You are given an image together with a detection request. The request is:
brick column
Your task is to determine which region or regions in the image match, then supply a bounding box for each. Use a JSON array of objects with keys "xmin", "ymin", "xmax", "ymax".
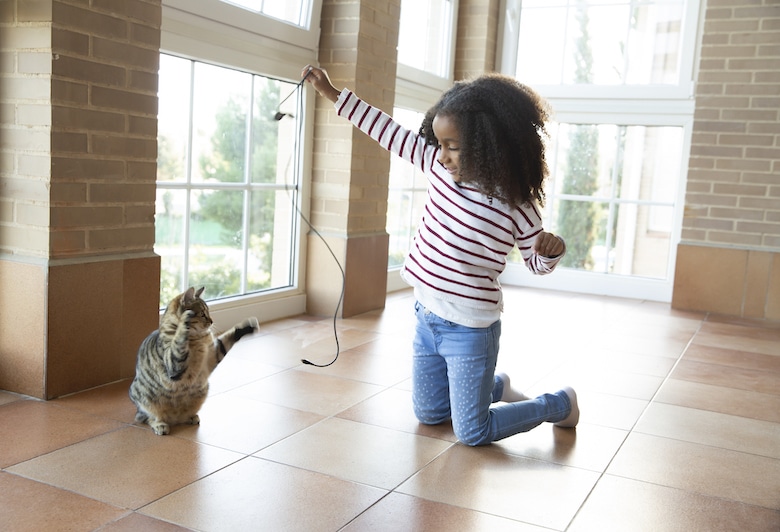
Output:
[
  {"xmin": 307, "ymin": 0, "xmax": 400, "ymax": 317},
  {"xmin": 672, "ymin": 0, "xmax": 780, "ymax": 321},
  {"xmin": 0, "ymin": 0, "xmax": 161, "ymax": 398},
  {"xmin": 454, "ymin": 0, "xmax": 500, "ymax": 79}
]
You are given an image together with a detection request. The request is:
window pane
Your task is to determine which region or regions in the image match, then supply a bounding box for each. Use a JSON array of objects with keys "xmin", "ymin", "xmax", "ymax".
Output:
[
  {"xmin": 398, "ymin": 0, "xmax": 453, "ymax": 77},
  {"xmin": 189, "ymin": 189, "xmax": 244, "ymax": 299},
  {"xmin": 246, "ymin": 189, "xmax": 296, "ymax": 291},
  {"xmin": 157, "ymin": 55, "xmax": 191, "ymax": 182},
  {"xmin": 156, "ymin": 188, "xmax": 187, "ymax": 306},
  {"xmin": 613, "ymin": 204, "xmax": 672, "ymax": 278},
  {"xmin": 253, "ymin": 78, "xmax": 298, "ymax": 184},
  {"xmin": 511, "ymin": 122, "xmax": 682, "ymax": 281},
  {"xmin": 517, "ymin": 0, "xmax": 685, "ymax": 86},
  {"xmin": 191, "ymin": 64, "xmax": 252, "ymax": 184},
  {"xmin": 221, "ymin": 0, "xmax": 309, "ymax": 27}
]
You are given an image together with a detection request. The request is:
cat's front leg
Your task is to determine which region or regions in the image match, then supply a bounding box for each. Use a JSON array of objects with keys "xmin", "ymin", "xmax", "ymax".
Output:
[
  {"xmin": 149, "ymin": 419, "xmax": 170, "ymax": 436},
  {"xmin": 166, "ymin": 310, "xmax": 194, "ymax": 380},
  {"xmin": 234, "ymin": 317, "xmax": 260, "ymax": 342}
]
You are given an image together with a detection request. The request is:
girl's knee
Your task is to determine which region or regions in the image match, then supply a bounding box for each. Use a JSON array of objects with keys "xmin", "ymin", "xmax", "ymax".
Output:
[
  {"xmin": 414, "ymin": 410, "xmax": 450, "ymax": 426},
  {"xmin": 453, "ymin": 425, "xmax": 491, "ymax": 446}
]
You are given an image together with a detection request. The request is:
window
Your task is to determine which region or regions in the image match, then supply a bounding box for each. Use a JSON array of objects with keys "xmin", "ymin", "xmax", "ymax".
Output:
[
  {"xmin": 220, "ymin": 0, "xmax": 313, "ymax": 28},
  {"xmin": 386, "ymin": 109, "xmax": 428, "ymax": 270},
  {"xmin": 156, "ymin": 55, "xmax": 303, "ymax": 307},
  {"xmin": 499, "ymin": 0, "xmax": 701, "ymax": 301},
  {"xmin": 160, "ymin": 1, "xmax": 320, "ymax": 319},
  {"xmin": 388, "ymin": 0, "xmax": 458, "ymax": 289},
  {"xmin": 397, "ymin": 0, "xmax": 455, "ymax": 78}
]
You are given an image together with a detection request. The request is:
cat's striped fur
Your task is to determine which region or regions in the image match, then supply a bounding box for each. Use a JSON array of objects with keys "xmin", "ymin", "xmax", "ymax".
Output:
[{"xmin": 129, "ymin": 286, "xmax": 259, "ymax": 435}]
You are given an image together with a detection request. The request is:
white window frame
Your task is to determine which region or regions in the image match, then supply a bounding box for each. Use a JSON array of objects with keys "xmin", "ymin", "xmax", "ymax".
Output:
[
  {"xmin": 160, "ymin": 0, "xmax": 321, "ymax": 326},
  {"xmin": 496, "ymin": 0, "xmax": 704, "ymax": 302}
]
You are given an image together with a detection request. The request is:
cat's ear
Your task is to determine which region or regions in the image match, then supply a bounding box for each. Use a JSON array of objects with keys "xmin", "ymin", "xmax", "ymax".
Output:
[
  {"xmin": 195, "ymin": 287, "xmax": 205, "ymax": 299},
  {"xmin": 183, "ymin": 286, "xmax": 195, "ymax": 304}
]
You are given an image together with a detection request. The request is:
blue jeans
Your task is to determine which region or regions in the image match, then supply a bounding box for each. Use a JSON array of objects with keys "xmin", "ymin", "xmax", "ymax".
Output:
[{"xmin": 412, "ymin": 302, "xmax": 572, "ymax": 446}]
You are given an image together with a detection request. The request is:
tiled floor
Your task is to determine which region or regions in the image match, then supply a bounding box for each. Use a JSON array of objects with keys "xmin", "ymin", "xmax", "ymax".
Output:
[{"xmin": 1, "ymin": 287, "xmax": 779, "ymax": 531}]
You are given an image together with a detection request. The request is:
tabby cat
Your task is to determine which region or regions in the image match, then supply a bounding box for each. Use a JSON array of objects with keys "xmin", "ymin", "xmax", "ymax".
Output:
[{"xmin": 129, "ymin": 286, "xmax": 259, "ymax": 435}]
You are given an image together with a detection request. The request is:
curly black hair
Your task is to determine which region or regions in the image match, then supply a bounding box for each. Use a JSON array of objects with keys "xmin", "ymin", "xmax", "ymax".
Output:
[{"xmin": 419, "ymin": 73, "xmax": 551, "ymax": 207}]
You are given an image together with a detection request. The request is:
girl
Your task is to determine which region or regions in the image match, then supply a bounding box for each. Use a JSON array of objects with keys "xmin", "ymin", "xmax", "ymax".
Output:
[{"xmin": 303, "ymin": 66, "xmax": 578, "ymax": 446}]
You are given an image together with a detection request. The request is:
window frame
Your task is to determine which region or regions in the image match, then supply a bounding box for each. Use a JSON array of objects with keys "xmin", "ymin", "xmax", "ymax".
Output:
[{"xmin": 159, "ymin": 0, "xmax": 320, "ymax": 325}]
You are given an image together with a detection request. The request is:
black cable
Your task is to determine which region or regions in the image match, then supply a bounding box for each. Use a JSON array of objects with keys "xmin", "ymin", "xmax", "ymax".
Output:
[{"xmin": 276, "ymin": 73, "xmax": 345, "ymax": 367}]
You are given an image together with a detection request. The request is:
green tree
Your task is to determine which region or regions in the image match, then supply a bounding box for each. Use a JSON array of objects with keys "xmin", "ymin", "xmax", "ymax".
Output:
[{"xmin": 196, "ymin": 80, "xmax": 283, "ymax": 283}]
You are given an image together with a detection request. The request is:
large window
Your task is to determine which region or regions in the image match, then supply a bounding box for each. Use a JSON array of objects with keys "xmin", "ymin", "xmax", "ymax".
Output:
[
  {"xmin": 159, "ymin": 0, "xmax": 320, "ymax": 320},
  {"xmin": 499, "ymin": 0, "xmax": 701, "ymax": 301},
  {"xmin": 156, "ymin": 55, "xmax": 303, "ymax": 307}
]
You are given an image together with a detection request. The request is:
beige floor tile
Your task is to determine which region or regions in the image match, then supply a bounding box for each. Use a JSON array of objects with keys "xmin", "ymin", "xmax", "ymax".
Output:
[
  {"xmin": 233, "ymin": 321, "xmax": 381, "ymax": 368},
  {"xmin": 232, "ymin": 368, "xmax": 383, "ymax": 416},
  {"xmin": 493, "ymin": 422, "xmax": 628, "ymax": 472},
  {"xmin": 672, "ymin": 359, "xmax": 779, "ymax": 396},
  {"xmin": 53, "ymin": 379, "xmax": 137, "ymax": 423},
  {"xmin": 397, "ymin": 444, "xmax": 600, "ymax": 530},
  {"xmin": 0, "ymin": 400, "xmax": 124, "ymax": 468},
  {"xmin": 140, "ymin": 456, "xmax": 386, "ymax": 531},
  {"xmin": 699, "ymin": 319, "xmax": 780, "ymax": 341},
  {"xmin": 7, "ymin": 426, "xmax": 243, "ymax": 509},
  {"xmin": 563, "ymin": 390, "xmax": 649, "ymax": 431},
  {"xmin": 570, "ymin": 474, "xmax": 780, "ymax": 532},
  {"xmin": 343, "ymin": 492, "xmax": 550, "ymax": 532},
  {"xmin": 255, "ymin": 417, "xmax": 452, "ymax": 489},
  {"xmin": 0, "ymin": 390, "xmax": 23, "ymax": 406},
  {"xmin": 655, "ymin": 378, "xmax": 780, "ymax": 423},
  {"xmin": 337, "ymin": 386, "xmax": 458, "ymax": 442},
  {"xmin": 602, "ymin": 331, "xmax": 691, "ymax": 359},
  {"xmin": 635, "ymin": 402, "xmax": 780, "ymax": 458},
  {"xmin": 205, "ymin": 354, "xmax": 288, "ymax": 395},
  {"xmin": 691, "ymin": 330, "xmax": 780, "ymax": 357},
  {"xmin": 172, "ymin": 392, "xmax": 323, "ymax": 454},
  {"xmin": 98, "ymin": 512, "xmax": 194, "ymax": 531},
  {"xmin": 296, "ymin": 337, "xmax": 412, "ymax": 387},
  {"xmin": 533, "ymin": 367, "xmax": 664, "ymax": 401},
  {"xmin": 607, "ymin": 432, "xmax": 780, "ymax": 509},
  {"xmin": 569, "ymin": 349, "xmax": 678, "ymax": 378},
  {"xmin": 683, "ymin": 343, "xmax": 780, "ymax": 373},
  {"xmin": 0, "ymin": 472, "xmax": 127, "ymax": 532}
]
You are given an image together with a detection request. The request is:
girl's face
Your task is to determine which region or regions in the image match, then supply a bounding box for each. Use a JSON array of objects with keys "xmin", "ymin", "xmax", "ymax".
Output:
[{"xmin": 432, "ymin": 114, "xmax": 461, "ymax": 182}]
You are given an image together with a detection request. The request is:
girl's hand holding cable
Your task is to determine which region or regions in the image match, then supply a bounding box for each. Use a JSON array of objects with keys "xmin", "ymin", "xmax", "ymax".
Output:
[{"xmin": 301, "ymin": 65, "xmax": 341, "ymax": 103}]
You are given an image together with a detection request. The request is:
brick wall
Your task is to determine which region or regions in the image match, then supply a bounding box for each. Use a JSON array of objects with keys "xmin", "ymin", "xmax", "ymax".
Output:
[
  {"xmin": 0, "ymin": 0, "xmax": 52, "ymax": 257},
  {"xmin": 314, "ymin": 0, "xmax": 399, "ymax": 235},
  {"xmin": 0, "ymin": 0, "xmax": 162, "ymax": 398},
  {"xmin": 684, "ymin": 0, "xmax": 780, "ymax": 249},
  {"xmin": 50, "ymin": 0, "xmax": 160, "ymax": 257},
  {"xmin": 306, "ymin": 0, "xmax": 399, "ymax": 316},
  {"xmin": 454, "ymin": 0, "xmax": 499, "ymax": 79},
  {"xmin": 673, "ymin": 0, "xmax": 780, "ymax": 321}
]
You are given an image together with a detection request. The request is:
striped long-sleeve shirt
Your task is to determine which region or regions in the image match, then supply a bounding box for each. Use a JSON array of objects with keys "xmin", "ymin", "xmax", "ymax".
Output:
[{"xmin": 335, "ymin": 89, "xmax": 563, "ymax": 327}]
